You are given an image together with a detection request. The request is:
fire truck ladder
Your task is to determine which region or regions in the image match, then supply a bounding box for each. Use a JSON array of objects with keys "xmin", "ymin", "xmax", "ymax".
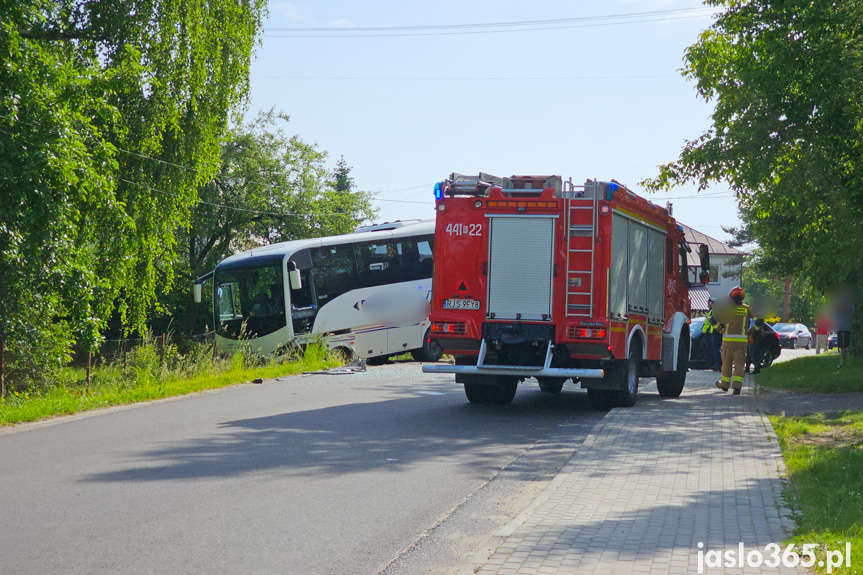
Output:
[{"xmin": 563, "ymin": 178, "xmax": 598, "ymax": 318}]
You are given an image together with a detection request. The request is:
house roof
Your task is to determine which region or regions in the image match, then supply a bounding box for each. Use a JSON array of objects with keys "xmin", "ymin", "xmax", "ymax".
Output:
[
  {"xmin": 679, "ymin": 223, "xmax": 743, "ymax": 267},
  {"xmin": 689, "ymin": 284, "xmax": 712, "ymax": 312}
]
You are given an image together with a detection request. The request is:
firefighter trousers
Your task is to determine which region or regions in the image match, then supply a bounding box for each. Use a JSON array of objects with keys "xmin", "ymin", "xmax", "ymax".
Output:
[{"xmin": 719, "ymin": 342, "xmax": 747, "ymax": 391}]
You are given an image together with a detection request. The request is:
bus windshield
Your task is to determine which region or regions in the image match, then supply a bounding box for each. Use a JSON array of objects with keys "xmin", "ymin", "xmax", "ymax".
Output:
[{"xmin": 214, "ymin": 255, "xmax": 286, "ymax": 340}]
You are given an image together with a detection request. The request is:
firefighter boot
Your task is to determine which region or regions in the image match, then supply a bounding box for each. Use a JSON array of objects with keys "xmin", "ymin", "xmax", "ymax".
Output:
[
  {"xmin": 731, "ymin": 347, "xmax": 746, "ymax": 395},
  {"xmin": 716, "ymin": 347, "xmax": 731, "ymax": 392}
]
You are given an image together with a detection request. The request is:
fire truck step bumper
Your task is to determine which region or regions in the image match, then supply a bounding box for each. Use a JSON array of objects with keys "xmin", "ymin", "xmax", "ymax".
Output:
[{"xmin": 421, "ymin": 364, "xmax": 604, "ymax": 379}]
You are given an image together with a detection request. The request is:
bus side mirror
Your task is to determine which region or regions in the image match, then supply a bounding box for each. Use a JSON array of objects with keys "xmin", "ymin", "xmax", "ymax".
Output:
[
  {"xmin": 698, "ymin": 244, "xmax": 710, "ymax": 274},
  {"xmin": 288, "ymin": 261, "xmax": 302, "ymax": 290},
  {"xmin": 194, "ymin": 284, "xmax": 202, "ymax": 303}
]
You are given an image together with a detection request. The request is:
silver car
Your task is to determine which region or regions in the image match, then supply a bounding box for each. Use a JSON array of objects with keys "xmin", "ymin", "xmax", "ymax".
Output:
[{"xmin": 771, "ymin": 323, "xmax": 812, "ymax": 349}]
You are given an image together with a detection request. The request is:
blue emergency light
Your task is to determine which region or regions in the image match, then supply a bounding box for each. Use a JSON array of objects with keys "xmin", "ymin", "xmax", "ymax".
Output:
[
  {"xmin": 604, "ymin": 182, "xmax": 619, "ymax": 201},
  {"xmin": 434, "ymin": 182, "xmax": 443, "ymax": 200}
]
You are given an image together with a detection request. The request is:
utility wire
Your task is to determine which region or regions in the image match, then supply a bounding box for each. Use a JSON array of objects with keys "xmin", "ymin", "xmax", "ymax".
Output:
[
  {"xmin": 117, "ymin": 178, "xmax": 356, "ymax": 218},
  {"xmin": 254, "ymin": 74, "xmax": 677, "ymax": 81},
  {"xmin": 116, "ymin": 146, "xmax": 420, "ymax": 201},
  {"xmin": 265, "ymin": 14, "xmax": 714, "ymax": 39},
  {"xmin": 264, "ymin": 7, "xmax": 714, "ymax": 37}
]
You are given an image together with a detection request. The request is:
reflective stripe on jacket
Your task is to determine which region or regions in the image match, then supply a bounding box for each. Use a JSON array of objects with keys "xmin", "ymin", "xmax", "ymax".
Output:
[{"xmin": 722, "ymin": 304, "xmax": 752, "ymax": 344}]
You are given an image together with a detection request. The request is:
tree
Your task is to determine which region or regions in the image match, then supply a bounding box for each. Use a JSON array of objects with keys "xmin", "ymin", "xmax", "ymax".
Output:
[
  {"xmin": 0, "ymin": 0, "xmax": 266, "ymax": 386},
  {"xmin": 164, "ymin": 110, "xmax": 377, "ymax": 337},
  {"xmin": 643, "ymin": 0, "xmax": 863, "ymax": 352}
]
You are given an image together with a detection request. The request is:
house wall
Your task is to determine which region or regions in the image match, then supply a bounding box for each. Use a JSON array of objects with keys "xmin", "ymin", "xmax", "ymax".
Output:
[{"xmin": 689, "ymin": 253, "xmax": 743, "ymax": 300}]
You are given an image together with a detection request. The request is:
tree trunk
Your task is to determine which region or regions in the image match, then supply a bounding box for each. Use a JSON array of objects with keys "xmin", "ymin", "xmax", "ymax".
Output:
[
  {"xmin": 0, "ymin": 332, "xmax": 5, "ymax": 399},
  {"xmin": 781, "ymin": 274, "xmax": 792, "ymax": 322},
  {"xmin": 184, "ymin": 233, "xmax": 198, "ymax": 336}
]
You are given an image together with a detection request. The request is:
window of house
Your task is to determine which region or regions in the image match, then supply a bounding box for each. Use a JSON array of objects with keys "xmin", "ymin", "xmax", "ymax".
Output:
[{"xmin": 708, "ymin": 265, "xmax": 720, "ymax": 284}]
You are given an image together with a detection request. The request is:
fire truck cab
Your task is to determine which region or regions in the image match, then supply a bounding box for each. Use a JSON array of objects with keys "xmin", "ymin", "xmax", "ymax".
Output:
[{"xmin": 421, "ymin": 173, "xmax": 692, "ymax": 409}]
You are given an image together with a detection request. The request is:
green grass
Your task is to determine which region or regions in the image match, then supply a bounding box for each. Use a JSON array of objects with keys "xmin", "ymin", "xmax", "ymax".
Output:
[
  {"xmin": 771, "ymin": 412, "xmax": 863, "ymax": 574},
  {"xmin": 0, "ymin": 343, "xmax": 339, "ymax": 426},
  {"xmin": 757, "ymin": 354, "xmax": 863, "ymax": 393}
]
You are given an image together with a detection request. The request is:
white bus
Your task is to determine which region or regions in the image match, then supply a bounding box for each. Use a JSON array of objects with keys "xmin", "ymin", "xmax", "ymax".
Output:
[{"xmin": 198, "ymin": 219, "xmax": 442, "ymax": 362}]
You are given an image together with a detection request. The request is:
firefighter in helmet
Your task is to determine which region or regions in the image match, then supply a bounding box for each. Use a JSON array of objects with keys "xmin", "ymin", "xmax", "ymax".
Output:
[{"xmin": 716, "ymin": 286, "xmax": 752, "ymax": 395}]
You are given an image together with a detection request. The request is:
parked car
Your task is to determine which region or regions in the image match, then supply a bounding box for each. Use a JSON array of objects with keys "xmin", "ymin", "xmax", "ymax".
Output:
[
  {"xmin": 828, "ymin": 332, "xmax": 838, "ymax": 349},
  {"xmin": 688, "ymin": 317, "xmax": 782, "ymax": 370},
  {"xmin": 689, "ymin": 317, "xmax": 713, "ymax": 369},
  {"xmin": 771, "ymin": 323, "xmax": 812, "ymax": 349}
]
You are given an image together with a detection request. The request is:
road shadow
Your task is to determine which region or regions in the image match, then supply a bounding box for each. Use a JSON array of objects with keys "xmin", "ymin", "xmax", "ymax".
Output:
[{"xmin": 82, "ymin": 385, "xmax": 603, "ymax": 484}]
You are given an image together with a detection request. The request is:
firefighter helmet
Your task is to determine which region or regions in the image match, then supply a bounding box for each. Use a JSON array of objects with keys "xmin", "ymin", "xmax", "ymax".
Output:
[{"xmin": 729, "ymin": 286, "xmax": 745, "ymax": 301}]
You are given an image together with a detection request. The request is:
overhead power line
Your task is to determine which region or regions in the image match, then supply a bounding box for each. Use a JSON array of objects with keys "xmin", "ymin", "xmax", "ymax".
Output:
[
  {"xmin": 254, "ymin": 74, "xmax": 677, "ymax": 81},
  {"xmin": 263, "ymin": 7, "xmax": 715, "ymax": 38},
  {"xmin": 117, "ymin": 178, "xmax": 360, "ymax": 218}
]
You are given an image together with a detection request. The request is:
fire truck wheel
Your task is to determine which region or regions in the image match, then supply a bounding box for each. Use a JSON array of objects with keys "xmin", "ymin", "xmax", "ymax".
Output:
[
  {"xmin": 537, "ymin": 377, "xmax": 565, "ymax": 394},
  {"xmin": 657, "ymin": 336, "xmax": 688, "ymax": 398},
  {"xmin": 587, "ymin": 389, "xmax": 613, "ymax": 410},
  {"xmin": 487, "ymin": 378, "xmax": 518, "ymax": 404},
  {"xmin": 410, "ymin": 329, "xmax": 444, "ymax": 362},
  {"xmin": 464, "ymin": 383, "xmax": 490, "ymax": 403},
  {"xmin": 612, "ymin": 344, "xmax": 641, "ymax": 408}
]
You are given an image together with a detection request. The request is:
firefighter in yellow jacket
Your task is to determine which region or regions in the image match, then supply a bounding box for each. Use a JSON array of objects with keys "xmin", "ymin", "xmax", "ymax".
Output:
[{"xmin": 716, "ymin": 286, "xmax": 752, "ymax": 395}]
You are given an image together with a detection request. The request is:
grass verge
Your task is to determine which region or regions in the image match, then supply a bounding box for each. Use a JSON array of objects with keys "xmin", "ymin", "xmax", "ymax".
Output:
[
  {"xmin": 757, "ymin": 353, "xmax": 863, "ymax": 393},
  {"xmin": 771, "ymin": 411, "xmax": 863, "ymax": 574},
  {"xmin": 0, "ymin": 343, "xmax": 339, "ymax": 426}
]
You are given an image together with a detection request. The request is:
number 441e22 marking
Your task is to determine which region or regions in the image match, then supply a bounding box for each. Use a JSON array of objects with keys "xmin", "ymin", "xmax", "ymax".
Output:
[{"xmin": 446, "ymin": 223, "xmax": 483, "ymax": 237}]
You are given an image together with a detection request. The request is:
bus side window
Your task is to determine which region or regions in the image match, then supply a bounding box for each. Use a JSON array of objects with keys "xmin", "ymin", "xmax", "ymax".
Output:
[
  {"xmin": 417, "ymin": 235, "xmax": 433, "ymax": 279},
  {"xmin": 311, "ymin": 244, "xmax": 357, "ymax": 304},
  {"xmin": 355, "ymin": 240, "xmax": 400, "ymax": 288},
  {"xmin": 398, "ymin": 235, "xmax": 434, "ymax": 282}
]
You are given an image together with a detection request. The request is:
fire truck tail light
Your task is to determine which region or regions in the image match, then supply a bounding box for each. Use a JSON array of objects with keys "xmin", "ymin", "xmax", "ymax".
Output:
[
  {"xmin": 567, "ymin": 327, "xmax": 607, "ymax": 339},
  {"xmin": 431, "ymin": 322, "xmax": 467, "ymax": 335},
  {"xmin": 486, "ymin": 200, "xmax": 558, "ymax": 209},
  {"xmin": 600, "ymin": 204, "xmax": 611, "ymax": 215}
]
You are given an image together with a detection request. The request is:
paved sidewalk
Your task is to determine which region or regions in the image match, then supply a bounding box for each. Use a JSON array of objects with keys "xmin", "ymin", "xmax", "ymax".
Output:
[{"xmin": 462, "ymin": 371, "xmax": 799, "ymax": 574}]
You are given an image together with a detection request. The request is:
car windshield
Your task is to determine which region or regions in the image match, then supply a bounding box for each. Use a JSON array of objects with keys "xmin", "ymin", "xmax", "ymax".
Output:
[
  {"xmin": 214, "ymin": 255, "xmax": 286, "ymax": 340},
  {"xmin": 690, "ymin": 317, "xmax": 705, "ymax": 336},
  {"xmin": 772, "ymin": 324, "xmax": 796, "ymax": 333}
]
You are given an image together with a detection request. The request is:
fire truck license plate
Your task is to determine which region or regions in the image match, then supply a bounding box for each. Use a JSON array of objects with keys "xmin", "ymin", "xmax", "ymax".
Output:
[{"xmin": 443, "ymin": 299, "xmax": 480, "ymax": 310}]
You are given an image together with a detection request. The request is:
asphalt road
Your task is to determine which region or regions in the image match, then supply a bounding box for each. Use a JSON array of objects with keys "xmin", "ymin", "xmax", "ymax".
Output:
[{"xmin": 0, "ymin": 362, "xmax": 605, "ymax": 575}]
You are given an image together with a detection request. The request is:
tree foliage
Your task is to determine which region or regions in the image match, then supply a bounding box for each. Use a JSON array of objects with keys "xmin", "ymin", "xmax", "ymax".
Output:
[
  {"xmin": 0, "ymin": 0, "xmax": 266, "ymax": 386},
  {"xmin": 643, "ymin": 0, "xmax": 863, "ymax": 350}
]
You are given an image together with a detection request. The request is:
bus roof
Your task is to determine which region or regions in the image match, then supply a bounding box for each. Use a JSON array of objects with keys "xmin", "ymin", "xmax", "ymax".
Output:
[{"xmin": 217, "ymin": 219, "xmax": 435, "ymax": 267}]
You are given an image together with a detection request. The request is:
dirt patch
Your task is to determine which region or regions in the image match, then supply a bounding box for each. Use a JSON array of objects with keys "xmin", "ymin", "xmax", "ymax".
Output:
[{"xmin": 791, "ymin": 425, "xmax": 863, "ymax": 449}]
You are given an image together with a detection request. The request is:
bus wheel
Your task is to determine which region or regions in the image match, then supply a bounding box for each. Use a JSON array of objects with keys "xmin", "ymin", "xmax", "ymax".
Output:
[
  {"xmin": 464, "ymin": 383, "xmax": 489, "ymax": 403},
  {"xmin": 587, "ymin": 389, "xmax": 613, "ymax": 410},
  {"xmin": 612, "ymin": 343, "xmax": 641, "ymax": 408},
  {"xmin": 366, "ymin": 355, "xmax": 390, "ymax": 366},
  {"xmin": 657, "ymin": 337, "xmax": 688, "ymax": 398},
  {"xmin": 537, "ymin": 377, "xmax": 565, "ymax": 394},
  {"xmin": 331, "ymin": 346, "xmax": 355, "ymax": 365},
  {"xmin": 411, "ymin": 328, "xmax": 444, "ymax": 362},
  {"xmin": 487, "ymin": 377, "xmax": 518, "ymax": 404}
]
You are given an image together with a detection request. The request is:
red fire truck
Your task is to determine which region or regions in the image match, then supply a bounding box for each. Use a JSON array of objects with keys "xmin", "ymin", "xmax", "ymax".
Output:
[{"xmin": 422, "ymin": 173, "xmax": 694, "ymax": 409}]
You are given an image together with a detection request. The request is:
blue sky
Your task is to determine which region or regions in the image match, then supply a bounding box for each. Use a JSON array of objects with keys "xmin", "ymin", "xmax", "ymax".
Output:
[{"xmin": 247, "ymin": 0, "xmax": 740, "ymax": 243}]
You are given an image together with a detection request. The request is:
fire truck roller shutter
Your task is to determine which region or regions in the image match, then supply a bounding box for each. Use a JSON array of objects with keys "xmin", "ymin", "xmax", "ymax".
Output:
[
  {"xmin": 627, "ymin": 221, "xmax": 649, "ymax": 314},
  {"xmin": 647, "ymin": 229, "xmax": 666, "ymax": 322},
  {"xmin": 609, "ymin": 214, "xmax": 628, "ymax": 319},
  {"xmin": 486, "ymin": 216, "xmax": 555, "ymax": 321}
]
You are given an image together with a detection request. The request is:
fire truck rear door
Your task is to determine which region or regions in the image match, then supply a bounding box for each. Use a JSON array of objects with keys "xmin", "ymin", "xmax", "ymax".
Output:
[{"xmin": 486, "ymin": 216, "xmax": 555, "ymax": 321}]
